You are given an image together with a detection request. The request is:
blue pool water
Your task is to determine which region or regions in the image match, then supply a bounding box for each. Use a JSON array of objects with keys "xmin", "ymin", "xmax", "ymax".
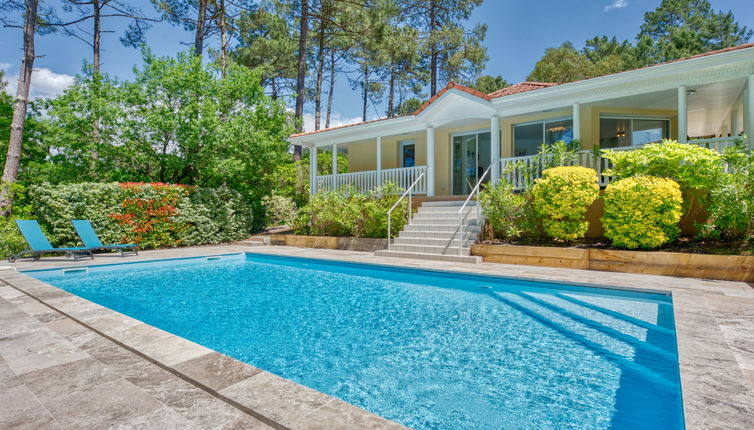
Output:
[{"xmin": 26, "ymin": 253, "xmax": 684, "ymax": 429}]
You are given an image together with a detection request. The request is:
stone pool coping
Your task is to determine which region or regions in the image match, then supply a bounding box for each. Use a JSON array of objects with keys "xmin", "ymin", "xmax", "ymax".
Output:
[{"xmin": 3, "ymin": 245, "xmax": 754, "ymax": 429}]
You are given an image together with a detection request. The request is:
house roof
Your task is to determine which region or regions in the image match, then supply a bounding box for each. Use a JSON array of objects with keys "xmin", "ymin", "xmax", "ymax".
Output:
[{"xmin": 290, "ymin": 43, "xmax": 754, "ymax": 140}]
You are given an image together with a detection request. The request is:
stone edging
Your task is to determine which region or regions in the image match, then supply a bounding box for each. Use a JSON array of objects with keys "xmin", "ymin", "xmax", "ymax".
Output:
[
  {"xmin": 0, "ymin": 269, "xmax": 405, "ymax": 430},
  {"xmin": 471, "ymin": 244, "xmax": 754, "ymax": 282},
  {"xmin": 270, "ymin": 234, "xmax": 388, "ymax": 252}
]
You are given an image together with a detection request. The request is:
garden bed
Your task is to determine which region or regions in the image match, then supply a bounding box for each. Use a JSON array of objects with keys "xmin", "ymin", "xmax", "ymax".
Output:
[
  {"xmin": 471, "ymin": 243, "xmax": 754, "ymax": 282},
  {"xmin": 270, "ymin": 234, "xmax": 388, "ymax": 252}
]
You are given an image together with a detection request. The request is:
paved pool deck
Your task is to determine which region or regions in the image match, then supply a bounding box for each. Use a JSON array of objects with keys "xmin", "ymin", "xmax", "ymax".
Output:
[{"xmin": 1, "ymin": 245, "xmax": 753, "ymax": 429}]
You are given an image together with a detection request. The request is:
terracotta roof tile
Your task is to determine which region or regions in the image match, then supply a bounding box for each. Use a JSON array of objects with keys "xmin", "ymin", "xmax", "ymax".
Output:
[{"xmin": 487, "ymin": 82, "xmax": 559, "ymax": 98}]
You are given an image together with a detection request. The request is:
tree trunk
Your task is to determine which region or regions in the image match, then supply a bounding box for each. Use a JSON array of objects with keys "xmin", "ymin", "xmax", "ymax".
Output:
[
  {"xmin": 1, "ymin": 0, "xmax": 39, "ymax": 216},
  {"xmin": 429, "ymin": 0, "xmax": 438, "ymax": 96},
  {"xmin": 293, "ymin": 0, "xmax": 309, "ymax": 160},
  {"xmin": 362, "ymin": 66, "xmax": 368, "ymax": 122},
  {"xmin": 93, "ymin": 0, "xmax": 101, "ymax": 74},
  {"xmin": 387, "ymin": 63, "xmax": 396, "ymax": 117},
  {"xmin": 219, "ymin": 0, "xmax": 227, "ymax": 76},
  {"xmin": 325, "ymin": 50, "xmax": 335, "ymax": 129},
  {"xmin": 313, "ymin": 30, "xmax": 326, "ymax": 131},
  {"xmin": 194, "ymin": 0, "xmax": 207, "ymax": 57}
]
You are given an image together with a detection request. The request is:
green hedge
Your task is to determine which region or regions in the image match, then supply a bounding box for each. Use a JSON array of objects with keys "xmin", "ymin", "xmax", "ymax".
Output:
[{"xmin": 1, "ymin": 182, "xmax": 253, "ymax": 257}]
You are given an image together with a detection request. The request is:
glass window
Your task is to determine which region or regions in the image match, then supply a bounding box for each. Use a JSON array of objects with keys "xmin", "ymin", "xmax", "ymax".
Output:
[
  {"xmin": 512, "ymin": 123, "xmax": 543, "ymax": 157},
  {"xmin": 544, "ymin": 119, "xmax": 574, "ymax": 145},
  {"xmin": 513, "ymin": 118, "xmax": 574, "ymax": 157},
  {"xmin": 600, "ymin": 118, "xmax": 631, "ymax": 148},
  {"xmin": 400, "ymin": 141, "xmax": 415, "ymax": 167},
  {"xmin": 599, "ymin": 117, "xmax": 669, "ymax": 148},
  {"xmin": 633, "ymin": 119, "xmax": 668, "ymax": 146}
]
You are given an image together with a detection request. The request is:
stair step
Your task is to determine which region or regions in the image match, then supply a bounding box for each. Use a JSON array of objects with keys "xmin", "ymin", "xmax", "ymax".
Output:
[
  {"xmin": 410, "ymin": 218, "xmax": 482, "ymax": 226},
  {"xmin": 393, "ymin": 237, "xmax": 475, "ymax": 247},
  {"xmin": 420, "ymin": 200, "xmax": 478, "ymax": 207},
  {"xmin": 399, "ymin": 230, "xmax": 478, "ymax": 240},
  {"xmin": 417, "ymin": 206, "xmax": 479, "ymax": 214},
  {"xmin": 388, "ymin": 244, "xmax": 472, "ymax": 255},
  {"xmin": 374, "ymin": 250, "xmax": 481, "ymax": 263},
  {"xmin": 403, "ymin": 224, "xmax": 482, "ymax": 233},
  {"xmin": 412, "ymin": 213, "xmax": 482, "ymax": 221}
]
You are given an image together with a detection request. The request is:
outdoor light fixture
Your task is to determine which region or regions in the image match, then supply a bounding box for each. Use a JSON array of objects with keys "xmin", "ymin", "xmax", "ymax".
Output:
[{"xmin": 686, "ymin": 89, "xmax": 697, "ymax": 96}]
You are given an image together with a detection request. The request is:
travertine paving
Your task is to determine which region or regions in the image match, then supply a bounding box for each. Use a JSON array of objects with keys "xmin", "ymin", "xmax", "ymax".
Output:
[{"xmin": 2, "ymin": 245, "xmax": 753, "ymax": 429}]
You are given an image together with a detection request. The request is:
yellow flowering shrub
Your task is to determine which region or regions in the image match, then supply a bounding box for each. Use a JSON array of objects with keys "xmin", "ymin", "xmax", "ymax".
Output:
[
  {"xmin": 602, "ymin": 176, "xmax": 683, "ymax": 249},
  {"xmin": 531, "ymin": 166, "xmax": 599, "ymax": 241}
]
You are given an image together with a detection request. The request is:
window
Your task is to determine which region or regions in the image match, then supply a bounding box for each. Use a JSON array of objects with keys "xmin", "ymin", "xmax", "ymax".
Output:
[
  {"xmin": 599, "ymin": 116, "xmax": 669, "ymax": 148},
  {"xmin": 513, "ymin": 118, "xmax": 574, "ymax": 157},
  {"xmin": 400, "ymin": 140, "xmax": 415, "ymax": 167}
]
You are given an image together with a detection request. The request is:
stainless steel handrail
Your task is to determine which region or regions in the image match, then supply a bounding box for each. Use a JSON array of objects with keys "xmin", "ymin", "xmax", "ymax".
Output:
[
  {"xmin": 387, "ymin": 172, "xmax": 425, "ymax": 251},
  {"xmin": 457, "ymin": 165, "xmax": 492, "ymax": 255}
]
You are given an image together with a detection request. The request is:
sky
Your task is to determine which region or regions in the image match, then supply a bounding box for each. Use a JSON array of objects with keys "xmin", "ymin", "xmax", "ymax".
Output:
[{"xmin": 1, "ymin": 0, "xmax": 753, "ymax": 131}]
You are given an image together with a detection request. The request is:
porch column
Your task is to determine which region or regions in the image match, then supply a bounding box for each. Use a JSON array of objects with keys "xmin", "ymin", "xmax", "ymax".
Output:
[
  {"xmin": 678, "ymin": 86, "xmax": 688, "ymax": 143},
  {"xmin": 331, "ymin": 143, "xmax": 337, "ymax": 190},
  {"xmin": 426, "ymin": 126, "xmax": 436, "ymax": 196},
  {"xmin": 376, "ymin": 136, "xmax": 382, "ymax": 185},
  {"xmin": 572, "ymin": 103, "xmax": 581, "ymax": 141},
  {"xmin": 730, "ymin": 109, "xmax": 740, "ymax": 136},
  {"xmin": 490, "ymin": 115, "xmax": 500, "ymax": 185},
  {"xmin": 746, "ymin": 75, "xmax": 754, "ymax": 148},
  {"xmin": 309, "ymin": 146, "xmax": 318, "ymax": 195}
]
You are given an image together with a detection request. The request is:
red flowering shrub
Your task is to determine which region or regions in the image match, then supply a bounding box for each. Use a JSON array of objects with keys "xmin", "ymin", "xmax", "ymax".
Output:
[{"xmin": 109, "ymin": 183, "xmax": 192, "ymax": 248}]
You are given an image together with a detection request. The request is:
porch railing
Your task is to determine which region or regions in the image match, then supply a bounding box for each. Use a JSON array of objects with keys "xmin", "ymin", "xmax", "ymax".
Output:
[
  {"xmin": 500, "ymin": 136, "xmax": 744, "ymax": 190},
  {"xmin": 317, "ymin": 165, "xmax": 427, "ymax": 194}
]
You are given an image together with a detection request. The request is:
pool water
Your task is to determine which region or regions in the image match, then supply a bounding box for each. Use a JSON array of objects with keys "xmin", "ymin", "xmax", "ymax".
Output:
[{"xmin": 27, "ymin": 253, "xmax": 684, "ymax": 430}]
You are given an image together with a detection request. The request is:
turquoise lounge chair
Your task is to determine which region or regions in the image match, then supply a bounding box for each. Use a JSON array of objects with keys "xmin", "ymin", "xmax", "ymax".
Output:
[
  {"xmin": 9, "ymin": 220, "xmax": 93, "ymax": 262},
  {"xmin": 72, "ymin": 220, "xmax": 139, "ymax": 256}
]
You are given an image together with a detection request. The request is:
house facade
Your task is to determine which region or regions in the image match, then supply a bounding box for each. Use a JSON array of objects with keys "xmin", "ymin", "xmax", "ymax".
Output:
[{"xmin": 290, "ymin": 44, "xmax": 754, "ymax": 197}]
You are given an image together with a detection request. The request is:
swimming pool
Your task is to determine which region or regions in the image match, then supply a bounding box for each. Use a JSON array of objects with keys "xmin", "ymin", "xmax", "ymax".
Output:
[{"xmin": 26, "ymin": 253, "xmax": 684, "ymax": 429}]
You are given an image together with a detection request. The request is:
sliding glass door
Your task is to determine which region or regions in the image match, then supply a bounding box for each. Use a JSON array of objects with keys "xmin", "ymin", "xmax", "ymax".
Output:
[{"xmin": 452, "ymin": 131, "xmax": 491, "ymax": 195}]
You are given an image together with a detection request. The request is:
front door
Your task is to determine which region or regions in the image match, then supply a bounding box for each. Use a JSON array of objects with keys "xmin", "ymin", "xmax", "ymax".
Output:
[{"xmin": 452, "ymin": 131, "xmax": 491, "ymax": 195}]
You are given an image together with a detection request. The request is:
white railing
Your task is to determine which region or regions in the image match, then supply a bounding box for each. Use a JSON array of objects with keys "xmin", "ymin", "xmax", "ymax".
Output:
[
  {"xmin": 317, "ymin": 165, "xmax": 427, "ymax": 194},
  {"xmin": 387, "ymin": 172, "xmax": 425, "ymax": 251},
  {"xmin": 457, "ymin": 165, "xmax": 491, "ymax": 255},
  {"xmin": 500, "ymin": 137, "xmax": 744, "ymax": 190}
]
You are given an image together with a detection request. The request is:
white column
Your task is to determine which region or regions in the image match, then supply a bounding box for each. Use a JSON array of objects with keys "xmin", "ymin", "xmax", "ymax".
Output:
[
  {"xmin": 572, "ymin": 103, "xmax": 581, "ymax": 141},
  {"xmin": 309, "ymin": 146, "xmax": 318, "ymax": 195},
  {"xmin": 678, "ymin": 86, "xmax": 688, "ymax": 143},
  {"xmin": 331, "ymin": 143, "xmax": 337, "ymax": 190},
  {"xmin": 490, "ymin": 115, "xmax": 501, "ymax": 185},
  {"xmin": 376, "ymin": 136, "xmax": 382, "ymax": 185},
  {"xmin": 746, "ymin": 75, "xmax": 754, "ymax": 148},
  {"xmin": 730, "ymin": 109, "xmax": 740, "ymax": 136},
  {"xmin": 426, "ymin": 126, "xmax": 435, "ymax": 196}
]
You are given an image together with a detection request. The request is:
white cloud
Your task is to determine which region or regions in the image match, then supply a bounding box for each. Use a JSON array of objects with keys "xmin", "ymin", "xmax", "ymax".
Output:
[
  {"xmin": 604, "ymin": 0, "xmax": 628, "ymax": 12},
  {"xmin": 1, "ymin": 64, "xmax": 74, "ymax": 99},
  {"xmin": 302, "ymin": 111, "xmax": 367, "ymax": 133}
]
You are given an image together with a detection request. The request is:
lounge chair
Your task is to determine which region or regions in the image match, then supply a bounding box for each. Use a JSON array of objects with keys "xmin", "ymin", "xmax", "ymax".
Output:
[
  {"xmin": 72, "ymin": 220, "xmax": 139, "ymax": 256},
  {"xmin": 9, "ymin": 220, "xmax": 93, "ymax": 262}
]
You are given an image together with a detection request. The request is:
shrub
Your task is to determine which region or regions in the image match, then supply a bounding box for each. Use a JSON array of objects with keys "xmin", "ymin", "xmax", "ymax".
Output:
[
  {"xmin": 294, "ymin": 189, "xmax": 358, "ymax": 236},
  {"xmin": 354, "ymin": 182, "xmax": 407, "ymax": 238},
  {"xmin": 531, "ymin": 166, "xmax": 599, "ymax": 241},
  {"xmin": 26, "ymin": 182, "xmax": 253, "ymax": 251},
  {"xmin": 602, "ymin": 140, "xmax": 722, "ymax": 214},
  {"xmin": 0, "ymin": 217, "xmax": 27, "ymax": 258},
  {"xmin": 699, "ymin": 140, "xmax": 754, "ymax": 239},
  {"xmin": 478, "ymin": 180, "xmax": 533, "ymax": 239},
  {"xmin": 261, "ymin": 194, "xmax": 298, "ymax": 227},
  {"xmin": 602, "ymin": 176, "xmax": 683, "ymax": 249},
  {"xmin": 175, "ymin": 186, "xmax": 254, "ymax": 245},
  {"xmin": 293, "ymin": 182, "xmax": 407, "ymax": 238}
]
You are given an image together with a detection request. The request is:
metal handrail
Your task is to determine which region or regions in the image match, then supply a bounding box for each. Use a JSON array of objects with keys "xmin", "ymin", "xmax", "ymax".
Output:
[
  {"xmin": 457, "ymin": 165, "xmax": 492, "ymax": 255},
  {"xmin": 387, "ymin": 172, "xmax": 425, "ymax": 251}
]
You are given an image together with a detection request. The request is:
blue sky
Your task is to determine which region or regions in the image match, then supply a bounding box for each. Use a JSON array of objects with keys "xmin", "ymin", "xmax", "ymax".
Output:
[{"xmin": 1, "ymin": 0, "xmax": 753, "ymax": 130}]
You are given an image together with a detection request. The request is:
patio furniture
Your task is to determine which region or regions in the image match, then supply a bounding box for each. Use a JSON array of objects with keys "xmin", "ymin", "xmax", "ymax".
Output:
[
  {"xmin": 9, "ymin": 220, "xmax": 94, "ymax": 262},
  {"xmin": 72, "ymin": 220, "xmax": 139, "ymax": 256}
]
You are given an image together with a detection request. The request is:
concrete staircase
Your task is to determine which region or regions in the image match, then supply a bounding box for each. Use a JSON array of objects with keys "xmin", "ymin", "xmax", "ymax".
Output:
[
  {"xmin": 375, "ymin": 200, "xmax": 483, "ymax": 263},
  {"xmin": 236, "ymin": 236, "xmax": 270, "ymax": 247}
]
